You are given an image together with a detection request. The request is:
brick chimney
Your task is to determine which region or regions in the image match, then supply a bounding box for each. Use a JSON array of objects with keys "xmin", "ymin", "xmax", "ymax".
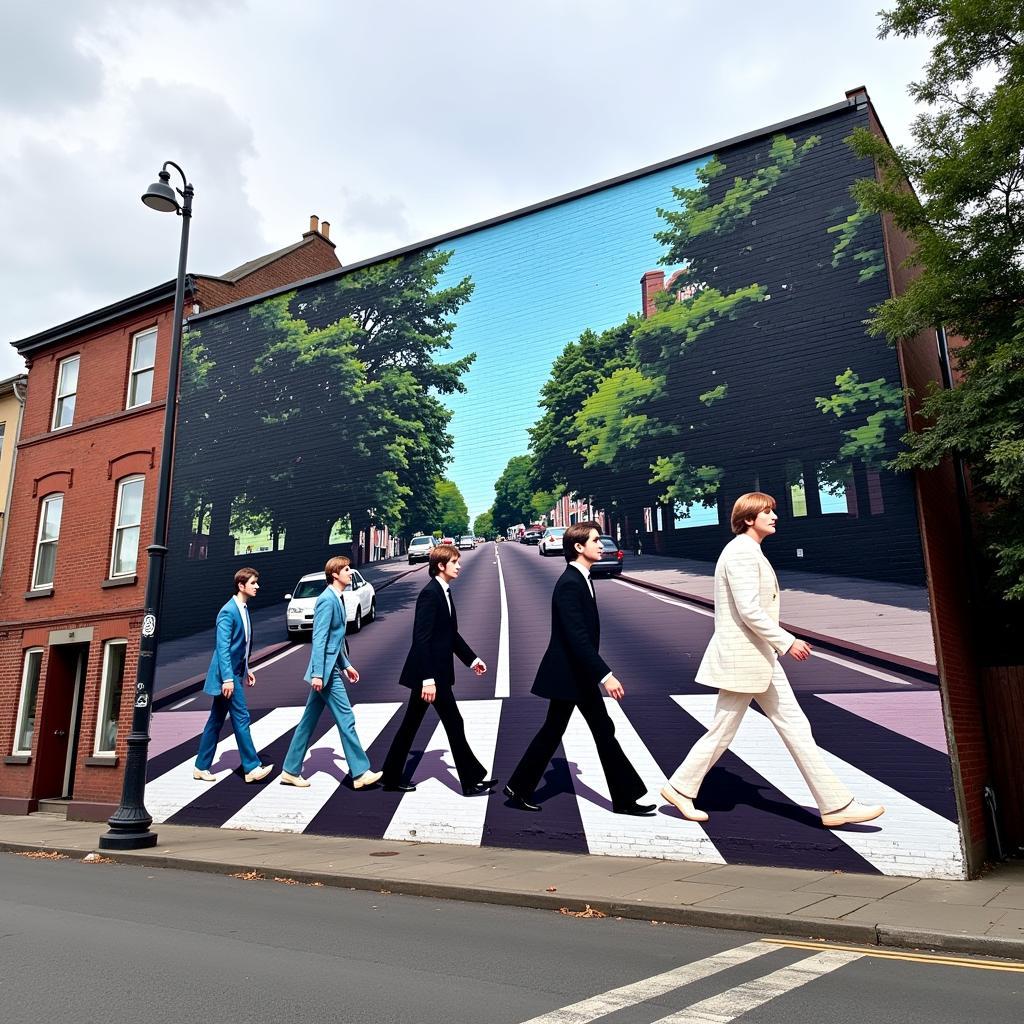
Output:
[
  {"xmin": 641, "ymin": 270, "xmax": 665, "ymax": 319},
  {"xmin": 302, "ymin": 213, "xmax": 337, "ymax": 251}
]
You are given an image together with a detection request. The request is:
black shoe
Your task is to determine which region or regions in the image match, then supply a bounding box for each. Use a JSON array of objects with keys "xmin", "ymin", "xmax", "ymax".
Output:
[
  {"xmin": 462, "ymin": 778, "xmax": 499, "ymax": 796},
  {"xmin": 503, "ymin": 784, "xmax": 541, "ymax": 812},
  {"xmin": 382, "ymin": 782, "xmax": 416, "ymax": 793},
  {"xmin": 613, "ymin": 801, "xmax": 657, "ymax": 816}
]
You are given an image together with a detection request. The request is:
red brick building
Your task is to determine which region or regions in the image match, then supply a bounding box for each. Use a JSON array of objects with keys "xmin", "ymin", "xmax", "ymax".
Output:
[{"xmin": 0, "ymin": 218, "xmax": 340, "ymax": 819}]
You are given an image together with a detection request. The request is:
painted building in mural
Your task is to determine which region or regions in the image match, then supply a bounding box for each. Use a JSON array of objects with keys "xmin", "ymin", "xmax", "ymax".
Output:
[{"xmin": 143, "ymin": 91, "xmax": 980, "ymax": 879}]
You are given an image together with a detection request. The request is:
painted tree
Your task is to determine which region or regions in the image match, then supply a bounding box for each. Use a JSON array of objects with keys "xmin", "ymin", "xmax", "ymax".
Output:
[{"xmin": 435, "ymin": 479, "xmax": 470, "ymax": 539}]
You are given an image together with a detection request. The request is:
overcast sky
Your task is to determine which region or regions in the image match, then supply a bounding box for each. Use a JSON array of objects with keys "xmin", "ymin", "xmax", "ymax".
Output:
[{"xmin": 0, "ymin": 1, "xmax": 930, "ymax": 382}]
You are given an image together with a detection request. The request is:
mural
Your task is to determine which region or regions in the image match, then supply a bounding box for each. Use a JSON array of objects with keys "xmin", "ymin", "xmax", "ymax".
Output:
[{"xmin": 150, "ymin": 104, "xmax": 964, "ymax": 878}]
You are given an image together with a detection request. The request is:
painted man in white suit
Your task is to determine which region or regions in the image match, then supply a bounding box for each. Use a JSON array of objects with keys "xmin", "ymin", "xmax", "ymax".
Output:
[{"xmin": 661, "ymin": 492, "xmax": 884, "ymax": 828}]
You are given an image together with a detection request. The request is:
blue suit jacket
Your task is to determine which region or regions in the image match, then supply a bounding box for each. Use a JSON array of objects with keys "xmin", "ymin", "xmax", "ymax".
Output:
[
  {"xmin": 305, "ymin": 587, "xmax": 352, "ymax": 683},
  {"xmin": 203, "ymin": 598, "xmax": 252, "ymax": 696}
]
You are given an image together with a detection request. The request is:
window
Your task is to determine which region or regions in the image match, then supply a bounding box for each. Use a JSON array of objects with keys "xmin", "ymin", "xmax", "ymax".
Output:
[
  {"xmin": 127, "ymin": 328, "xmax": 157, "ymax": 408},
  {"xmin": 0, "ymin": 421, "xmax": 5, "ymax": 462},
  {"xmin": 32, "ymin": 493, "xmax": 63, "ymax": 589},
  {"xmin": 110, "ymin": 476, "xmax": 144, "ymax": 577},
  {"xmin": 95, "ymin": 640, "xmax": 127, "ymax": 756},
  {"xmin": 52, "ymin": 355, "xmax": 79, "ymax": 429},
  {"xmin": 13, "ymin": 649, "xmax": 43, "ymax": 755}
]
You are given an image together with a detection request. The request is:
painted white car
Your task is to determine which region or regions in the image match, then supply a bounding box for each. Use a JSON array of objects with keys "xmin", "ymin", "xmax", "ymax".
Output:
[
  {"xmin": 538, "ymin": 526, "xmax": 567, "ymax": 556},
  {"xmin": 285, "ymin": 570, "xmax": 376, "ymax": 641}
]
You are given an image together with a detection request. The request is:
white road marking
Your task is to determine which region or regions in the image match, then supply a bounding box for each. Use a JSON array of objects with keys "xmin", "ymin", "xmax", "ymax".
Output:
[
  {"xmin": 494, "ymin": 549, "xmax": 510, "ymax": 698},
  {"xmin": 169, "ymin": 696, "xmax": 196, "ymax": 710},
  {"xmin": 384, "ymin": 699, "xmax": 503, "ymax": 846},
  {"xmin": 251, "ymin": 644, "xmax": 306, "ymax": 673},
  {"xmin": 146, "ymin": 707, "xmax": 304, "ymax": 823},
  {"xmin": 651, "ymin": 948, "xmax": 862, "ymax": 1023},
  {"xmin": 673, "ymin": 695, "xmax": 964, "ymax": 878},
  {"xmin": 519, "ymin": 940, "xmax": 778, "ymax": 1024},
  {"xmin": 610, "ymin": 578, "xmax": 915, "ymax": 686},
  {"xmin": 559, "ymin": 699, "xmax": 724, "ymax": 864},
  {"xmin": 222, "ymin": 702, "xmax": 402, "ymax": 833}
]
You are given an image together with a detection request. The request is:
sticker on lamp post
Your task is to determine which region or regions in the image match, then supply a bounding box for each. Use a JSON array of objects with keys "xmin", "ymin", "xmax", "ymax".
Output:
[{"xmin": 141, "ymin": 614, "xmax": 157, "ymax": 638}]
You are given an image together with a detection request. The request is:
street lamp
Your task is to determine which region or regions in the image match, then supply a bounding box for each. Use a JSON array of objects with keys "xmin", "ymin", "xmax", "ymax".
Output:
[{"xmin": 100, "ymin": 161, "xmax": 194, "ymax": 850}]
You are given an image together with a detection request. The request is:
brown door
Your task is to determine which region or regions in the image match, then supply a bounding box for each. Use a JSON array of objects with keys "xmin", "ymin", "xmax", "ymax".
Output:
[{"xmin": 33, "ymin": 643, "xmax": 88, "ymax": 800}]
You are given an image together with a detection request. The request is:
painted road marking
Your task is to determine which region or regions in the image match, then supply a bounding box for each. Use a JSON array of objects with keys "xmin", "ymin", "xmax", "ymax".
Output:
[
  {"xmin": 768, "ymin": 938, "xmax": 1024, "ymax": 973},
  {"xmin": 169, "ymin": 696, "xmax": 197, "ymax": 710},
  {"xmin": 494, "ymin": 548, "xmax": 510, "ymax": 698},
  {"xmin": 222, "ymin": 702, "xmax": 402, "ymax": 833},
  {"xmin": 251, "ymin": 644, "xmax": 306, "ymax": 673},
  {"xmin": 146, "ymin": 707, "xmax": 304, "ymax": 823},
  {"xmin": 559, "ymin": 699, "xmax": 724, "ymax": 864},
  {"xmin": 520, "ymin": 940, "xmax": 778, "ymax": 1024},
  {"xmin": 611, "ymin": 578, "xmax": 914, "ymax": 686},
  {"xmin": 651, "ymin": 948, "xmax": 862, "ymax": 1023},
  {"xmin": 673, "ymin": 695, "xmax": 964, "ymax": 878},
  {"xmin": 384, "ymin": 699, "xmax": 503, "ymax": 846}
]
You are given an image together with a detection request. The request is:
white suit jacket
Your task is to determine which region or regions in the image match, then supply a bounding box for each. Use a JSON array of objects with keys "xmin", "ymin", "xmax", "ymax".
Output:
[{"xmin": 694, "ymin": 534, "xmax": 796, "ymax": 694}]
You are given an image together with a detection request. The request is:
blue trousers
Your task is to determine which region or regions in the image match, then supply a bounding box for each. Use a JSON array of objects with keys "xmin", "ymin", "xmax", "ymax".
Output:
[
  {"xmin": 283, "ymin": 668, "xmax": 371, "ymax": 779},
  {"xmin": 195, "ymin": 685, "xmax": 261, "ymax": 774}
]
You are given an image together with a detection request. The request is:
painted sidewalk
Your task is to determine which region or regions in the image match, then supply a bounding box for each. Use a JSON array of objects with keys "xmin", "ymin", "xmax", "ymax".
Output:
[
  {"xmin": 2, "ymin": 814, "xmax": 1021, "ymax": 960},
  {"xmin": 619, "ymin": 551, "xmax": 936, "ymax": 673}
]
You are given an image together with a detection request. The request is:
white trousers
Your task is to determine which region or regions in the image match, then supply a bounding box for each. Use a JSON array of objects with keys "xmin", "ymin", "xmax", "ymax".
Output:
[{"xmin": 669, "ymin": 662, "xmax": 853, "ymax": 815}]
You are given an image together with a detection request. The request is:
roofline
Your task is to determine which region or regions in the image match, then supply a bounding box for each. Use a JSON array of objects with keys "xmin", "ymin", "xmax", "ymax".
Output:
[
  {"xmin": 189, "ymin": 96, "xmax": 855, "ymax": 325},
  {"xmin": 0, "ymin": 372, "xmax": 27, "ymax": 396},
  {"xmin": 11, "ymin": 278, "xmax": 188, "ymax": 356}
]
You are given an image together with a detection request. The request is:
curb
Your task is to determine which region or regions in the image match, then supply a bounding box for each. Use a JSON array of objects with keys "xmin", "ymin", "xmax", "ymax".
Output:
[
  {"xmin": 3, "ymin": 837, "xmax": 1020, "ymax": 961},
  {"xmin": 618, "ymin": 573, "xmax": 937, "ymax": 681}
]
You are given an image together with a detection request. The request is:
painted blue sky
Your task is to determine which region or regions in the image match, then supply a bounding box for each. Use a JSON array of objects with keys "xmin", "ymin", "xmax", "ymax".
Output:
[{"xmin": 435, "ymin": 157, "xmax": 704, "ymax": 525}]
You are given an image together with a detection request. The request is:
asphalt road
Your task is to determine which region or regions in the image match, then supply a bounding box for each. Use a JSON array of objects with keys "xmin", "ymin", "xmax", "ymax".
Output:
[
  {"xmin": 146, "ymin": 542, "xmax": 960, "ymax": 874},
  {"xmin": 2, "ymin": 853, "xmax": 1020, "ymax": 1024}
]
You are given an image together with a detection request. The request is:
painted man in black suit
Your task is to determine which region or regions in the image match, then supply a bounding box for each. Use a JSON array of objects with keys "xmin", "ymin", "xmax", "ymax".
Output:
[
  {"xmin": 381, "ymin": 543, "xmax": 498, "ymax": 796},
  {"xmin": 505, "ymin": 521, "xmax": 654, "ymax": 815}
]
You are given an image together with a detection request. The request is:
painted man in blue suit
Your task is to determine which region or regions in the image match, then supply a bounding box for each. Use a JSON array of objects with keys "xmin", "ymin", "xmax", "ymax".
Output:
[
  {"xmin": 193, "ymin": 567, "xmax": 273, "ymax": 784},
  {"xmin": 279, "ymin": 555, "xmax": 383, "ymax": 790}
]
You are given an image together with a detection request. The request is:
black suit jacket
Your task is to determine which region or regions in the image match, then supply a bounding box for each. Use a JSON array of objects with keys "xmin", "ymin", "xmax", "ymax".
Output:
[
  {"xmin": 531, "ymin": 565, "xmax": 611, "ymax": 701},
  {"xmin": 398, "ymin": 578, "xmax": 477, "ymax": 690}
]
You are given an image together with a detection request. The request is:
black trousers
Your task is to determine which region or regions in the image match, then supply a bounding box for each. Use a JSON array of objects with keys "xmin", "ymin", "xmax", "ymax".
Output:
[
  {"xmin": 382, "ymin": 685, "xmax": 486, "ymax": 788},
  {"xmin": 508, "ymin": 689, "xmax": 647, "ymax": 808}
]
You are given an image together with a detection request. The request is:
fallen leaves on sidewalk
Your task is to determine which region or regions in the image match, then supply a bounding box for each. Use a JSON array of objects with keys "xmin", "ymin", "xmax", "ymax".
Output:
[
  {"xmin": 273, "ymin": 876, "xmax": 301, "ymax": 885},
  {"xmin": 16, "ymin": 850, "xmax": 68, "ymax": 860},
  {"xmin": 546, "ymin": 886, "xmax": 557, "ymax": 892},
  {"xmin": 558, "ymin": 904, "xmax": 607, "ymax": 919},
  {"xmin": 229, "ymin": 869, "xmax": 265, "ymax": 881}
]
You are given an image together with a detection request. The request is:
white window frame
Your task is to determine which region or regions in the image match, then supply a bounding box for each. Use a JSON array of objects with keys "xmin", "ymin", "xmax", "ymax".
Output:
[
  {"xmin": 94, "ymin": 639, "xmax": 128, "ymax": 757},
  {"xmin": 127, "ymin": 327, "xmax": 157, "ymax": 409},
  {"xmin": 51, "ymin": 354, "xmax": 80, "ymax": 430},
  {"xmin": 13, "ymin": 648, "xmax": 44, "ymax": 756},
  {"xmin": 32, "ymin": 493, "xmax": 63, "ymax": 590},
  {"xmin": 109, "ymin": 476, "xmax": 145, "ymax": 578}
]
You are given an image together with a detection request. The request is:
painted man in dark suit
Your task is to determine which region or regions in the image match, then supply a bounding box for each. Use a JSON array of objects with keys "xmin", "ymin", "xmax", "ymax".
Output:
[
  {"xmin": 505, "ymin": 521, "xmax": 654, "ymax": 815},
  {"xmin": 381, "ymin": 543, "xmax": 497, "ymax": 796}
]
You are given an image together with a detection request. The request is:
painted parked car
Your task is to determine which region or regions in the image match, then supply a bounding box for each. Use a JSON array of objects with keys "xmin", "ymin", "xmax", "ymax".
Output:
[
  {"xmin": 589, "ymin": 535, "xmax": 625, "ymax": 577},
  {"xmin": 407, "ymin": 534, "xmax": 436, "ymax": 564},
  {"xmin": 285, "ymin": 569, "xmax": 377, "ymax": 640},
  {"xmin": 538, "ymin": 526, "xmax": 567, "ymax": 556}
]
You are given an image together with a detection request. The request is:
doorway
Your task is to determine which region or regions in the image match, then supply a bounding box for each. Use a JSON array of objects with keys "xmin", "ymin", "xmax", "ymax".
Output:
[{"xmin": 33, "ymin": 642, "xmax": 88, "ymax": 800}]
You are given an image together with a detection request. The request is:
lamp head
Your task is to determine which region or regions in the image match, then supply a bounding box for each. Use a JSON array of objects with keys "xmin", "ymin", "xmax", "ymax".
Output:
[{"xmin": 141, "ymin": 169, "xmax": 179, "ymax": 213}]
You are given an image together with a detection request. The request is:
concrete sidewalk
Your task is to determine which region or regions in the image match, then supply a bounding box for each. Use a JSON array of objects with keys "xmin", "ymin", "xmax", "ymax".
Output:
[
  {"xmin": 619, "ymin": 552, "xmax": 936, "ymax": 674},
  {"xmin": 2, "ymin": 814, "xmax": 1021, "ymax": 960}
]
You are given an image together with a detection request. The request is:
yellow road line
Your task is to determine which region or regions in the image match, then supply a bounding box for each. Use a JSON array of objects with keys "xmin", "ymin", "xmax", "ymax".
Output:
[{"xmin": 766, "ymin": 938, "xmax": 1024, "ymax": 972}]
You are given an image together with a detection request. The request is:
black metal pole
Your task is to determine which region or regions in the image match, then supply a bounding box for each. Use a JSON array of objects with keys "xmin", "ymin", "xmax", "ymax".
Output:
[{"xmin": 100, "ymin": 172, "xmax": 193, "ymax": 850}]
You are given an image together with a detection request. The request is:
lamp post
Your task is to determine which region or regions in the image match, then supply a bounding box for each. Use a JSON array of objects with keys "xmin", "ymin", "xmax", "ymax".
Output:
[{"xmin": 100, "ymin": 162, "xmax": 193, "ymax": 850}]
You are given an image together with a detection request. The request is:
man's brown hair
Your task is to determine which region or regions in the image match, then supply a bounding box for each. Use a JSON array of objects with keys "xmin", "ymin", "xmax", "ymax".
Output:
[
  {"xmin": 234, "ymin": 567, "xmax": 259, "ymax": 593},
  {"xmin": 730, "ymin": 492, "xmax": 776, "ymax": 535},
  {"xmin": 429, "ymin": 543, "xmax": 459, "ymax": 577},
  {"xmin": 324, "ymin": 555, "xmax": 351, "ymax": 583},
  {"xmin": 563, "ymin": 520, "xmax": 600, "ymax": 563}
]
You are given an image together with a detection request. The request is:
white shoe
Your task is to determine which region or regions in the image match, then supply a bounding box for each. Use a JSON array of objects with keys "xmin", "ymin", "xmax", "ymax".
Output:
[
  {"xmin": 244, "ymin": 763, "xmax": 273, "ymax": 783},
  {"xmin": 821, "ymin": 800, "xmax": 885, "ymax": 828},
  {"xmin": 353, "ymin": 769, "xmax": 383, "ymax": 790},
  {"xmin": 193, "ymin": 768, "xmax": 216, "ymax": 782},
  {"xmin": 660, "ymin": 785, "xmax": 709, "ymax": 822},
  {"xmin": 279, "ymin": 771, "xmax": 310, "ymax": 788}
]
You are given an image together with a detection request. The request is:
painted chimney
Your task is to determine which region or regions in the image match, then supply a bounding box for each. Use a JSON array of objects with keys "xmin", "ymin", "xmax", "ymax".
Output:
[
  {"xmin": 321, "ymin": 220, "xmax": 330, "ymax": 240},
  {"xmin": 640, "ymin": 270, "xmax": 666, "ymax": 319},
  {"xmin": 309, "ymin": 214, "xmax": 320, "ymax": 233}
]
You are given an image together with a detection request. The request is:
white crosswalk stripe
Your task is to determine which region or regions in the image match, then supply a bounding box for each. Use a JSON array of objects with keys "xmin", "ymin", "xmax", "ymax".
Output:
[
  {"xmin": 384, "ymin": 699, "xmax": 503, "ymax": 846},
  {"xmin": 561, "ymin": 699, "xmax": 725, "ymax": 863},
  {"xmin": 673, "ymin": 694, "xmax": 964, "ymax": 878},
  {"xmin": 147, "ymin": 707, "xmax": 304, "ymax": 823},
  {"xmin": 221, "ymin": 702, "xmax": 402, "ymax": 833}
]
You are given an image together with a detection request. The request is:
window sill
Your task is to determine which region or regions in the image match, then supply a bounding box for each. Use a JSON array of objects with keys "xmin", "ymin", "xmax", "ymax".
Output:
[
  {"xmin": 24, "ymin": 587, "xmax": 53, "ymax": 600},
  {"xmin": 101, "ymin": 575, "xmax": 137, "ymax": 589},
  {"xmin": 4, "ymin": 755, "xmax": 30, "ymax": 765},
  {"xmin": 85, "ymin": 755, "xmax": 118, "ymax": 767}
]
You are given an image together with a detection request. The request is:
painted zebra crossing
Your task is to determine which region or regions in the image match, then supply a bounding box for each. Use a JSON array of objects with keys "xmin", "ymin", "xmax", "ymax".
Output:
[{"xmin": 145, "ymin": 694, "xmax": 959, "ymax": 876}]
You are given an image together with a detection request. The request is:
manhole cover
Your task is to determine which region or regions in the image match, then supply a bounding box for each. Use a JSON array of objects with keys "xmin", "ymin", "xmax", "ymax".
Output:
[{"xmin": 369, "ymin": 851, "xmax": 400, "ymax": 857}]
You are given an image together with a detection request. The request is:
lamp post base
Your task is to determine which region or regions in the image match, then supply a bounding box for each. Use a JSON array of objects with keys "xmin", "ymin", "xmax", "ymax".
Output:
[{"xmin": 98, "ymin": 827, "xmax": 159, "ymax": 850}]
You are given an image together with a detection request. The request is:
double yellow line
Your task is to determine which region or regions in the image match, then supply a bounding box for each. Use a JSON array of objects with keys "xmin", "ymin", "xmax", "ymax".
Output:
[{"xmin": 768, "ymin": 938, "xmax": 1024, "ymax": 973}]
